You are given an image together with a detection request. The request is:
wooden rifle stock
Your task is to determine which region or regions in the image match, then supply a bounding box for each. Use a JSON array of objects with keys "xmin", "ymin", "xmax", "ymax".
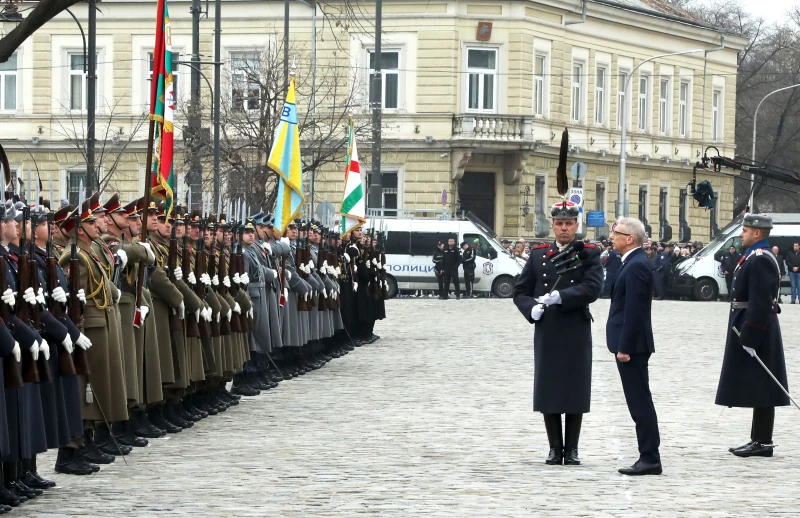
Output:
[
  {"xmin": 47, "ymin": 256, "xmax": 76, "ymax": 376},
  {"xmin": 166, "ymin": 231, "xmax": 182, "ymax": 331},
  {"xmin": 181, "ymin": 244, "xmax": 200, "ymax": 338},
  {"xmin": 278, "ymin": 255, "xmax": 286, "ymax": 307},
  {"xmin": 27, "ymin": 251, "xmax": 51, "ymax": 383},
  {"xmin": 208, "ymin": 250, "xmax": 226, "ymax": 336},
  {"xmin": 68, "ymin": 250, "xmax": 91, "ymax": 376},
  {"xmin": 0, "ymin": 256, "xmax": 23, "ymax": 388},
  {"xmin": 16, "ymin": 252, "xmax": 39, "ymax": 383},
  {"xmin": 218, "ymin": 251, "xmax": 238, "ymax": 333},
  {"xmin": 194, "ymin": 247, "xmax": 216, "ymax": 337}
]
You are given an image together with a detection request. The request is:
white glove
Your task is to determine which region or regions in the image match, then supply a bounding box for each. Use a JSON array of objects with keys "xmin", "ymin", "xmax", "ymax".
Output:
[
  {"xmin": 29, "ymin": 341, "xmax": 39, "ymax": 361},
  {"xmin": 138, "ymin": 241, "xmax": 156, "ymax": 264},
  {"xmin": 139, "ymin": 305, "xmax": 150, "ymax": 320},
  {"xmin": 304, "ymin": 293, "xmax": 309, "ymax": 302},
  {"xmin": 541, "ymin": 290, "xmax": 562, "ymax": 306},
  {"xmin": 173, "ymin": 266, "xmax": 183, "ymax": 281},
  {"xmin": 353, "ymin": 282, "xmax": 358, "ymax": 292},
  {"xmin": 201, "ymin": 273, "xmax": 211, "ymax": 286},
  {"xmin": 286, "ymin": 270, "xmax": 292, "ymax": 282},
  {"xmin": 194, "ymin": 309, "xmax": 201, "ymax": 322},
  {"xmin": 284, "ymin": 288, "xmax": 289, "ymax": 302},
  {"xmin": 76, "ymin": 333, "xmax": 92, "ymax": 350},
  {"xmin": 1, "ymin": 288, "xmax": 15, "ymax": 307},
  {"xmin": 113, "ymin": 287, "xmax": 121, "ymax": 304},
  {"xmin": 241, "ymin": 273, "xmax": 250, "ymax": 284},
  {"xmin": 226, "ymin": 309, "xmax": 232, "ymax": 321},
  {"xmin": 530, "ymin": 304, "xmax": 545, "ymax": 321},
  {"xmin": 307, "ymin": 260, "xmax": 315, "ymax": 271},
  {"xmin": 178, "ymin": 301, "xmax": 185, "ymax": 319},
  {"xmin": 743, "ymin": 345, "xmax": 756, "ymax": 357},
  {"xmin": 343, "ymin": 253, "xmax": 350, "ymax": 264},
  {"xmin": 353, "ymin": 264, "xmax": 358, "ymax": 273},
  {"xmin": 322, "ymin": 260, "xmax": 329, "ymax": 270},
  {"xmin": 248, "ymin": 307, "xmax": 253, "ymax": 319},
  {"xmin": 225, "ymin": 275, "xmax": 233, "ymax": 287},
  {"xmin": 216, "ymin": 311, "xmax": 220, "ymax": 323},
  {"xmin": 322, "ymin": 288, "xmax": 327, "ymax": 298},
  {"xmin": 62, "ymin": 334, "xmax": 74, "ymax": 354},
  {"xmin": 372, "ymin": 258, "xmax": 378, "ymax": 266},
  {"xmin": 203, "ymin": 307, "xmax": 212, "ymax": 322},
  {"xmin": 39, "ymin": 340, "xmax": 50, "ymax": 361},
  {"xmin": 233, "ymin": 302, "xmax": 241, "ymax": 314},
  {"xmin": 23, "ymin": 287, "xmax": 36, "ymax": 305},
  {"xmin": 77, "ymin": 289, "xmax": 86, "ymax": 304},
  {"xmin": 377, "ymin": 262, "xmax": 382, "ymax": 269},
  {"xmin": 36, "ymin": 287, "xmax": 46, "ymax": 306},
  {"xmin": 116, "ymin": 249, "xmax": 128, "ymax": 270},
  {"xmin": 212, "ymin": 275, "xmax": 219, "ymax": 286},
  {"xmin": 11, "ymin": 342, "xmax": 19, "ymax": 363},
  {"xmin": 335, "ymin": 267, "xmax": 341, "ymax": 276},
  {"xmin": 280, "ymin": 237, "xmax": 290, "ymax": 245},
  {"xmin": 188, "ymin": 271, "xmax": 196, "ymax": 285},
  {"xmin": 51, "ymin": 286, "xmax": 67, "ymax": 304}
]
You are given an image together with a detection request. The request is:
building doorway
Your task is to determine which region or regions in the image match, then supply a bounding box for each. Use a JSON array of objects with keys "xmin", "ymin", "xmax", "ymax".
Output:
[{"xmin": 459, "ymin": 171, "xmax": 496, "ymax": 230}]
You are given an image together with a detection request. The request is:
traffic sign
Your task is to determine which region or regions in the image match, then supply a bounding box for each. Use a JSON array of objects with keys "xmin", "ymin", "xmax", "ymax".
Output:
[{"xmin": 570, "ymin": 162, "xmax": 586, "ymax": 180}]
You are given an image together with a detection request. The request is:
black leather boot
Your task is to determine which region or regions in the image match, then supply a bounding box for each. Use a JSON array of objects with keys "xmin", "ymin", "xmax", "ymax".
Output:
[
  {"xmin": 543, "ymin": 414, "xmax": 564, "ymax": 466},
  {"xmin": 54, "ymin": 448, "xmax": 95, "ymax": 476},
  {"xmin": 563, "ymin": 414, "xmax": 582, "ymax": 466}
]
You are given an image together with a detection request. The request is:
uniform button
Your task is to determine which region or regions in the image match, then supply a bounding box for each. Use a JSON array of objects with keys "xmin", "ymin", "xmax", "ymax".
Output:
[
  {"xmin": 542, "ymin": 263, "xmax": 545, "ymax": 266},
  {"xmin": 543, "ymin": 273, "xmax": 547, "ymax": 277},
  {"xmin": 544, "ymin": 283, "xmax": 548, "ymax": 287},
  {"xmin": 570, "ymin": 280, "xmax": 574, "ymax": 283}
]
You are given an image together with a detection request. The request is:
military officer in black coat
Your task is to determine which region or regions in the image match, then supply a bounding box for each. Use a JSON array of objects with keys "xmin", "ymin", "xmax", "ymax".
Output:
[
  {"xmin": 512, "ymin": 201, "xmax": 602, "ymax": 466},
  {"xmin": 716, "ymin": 214, "xmax": 790, "ymax": 458}
]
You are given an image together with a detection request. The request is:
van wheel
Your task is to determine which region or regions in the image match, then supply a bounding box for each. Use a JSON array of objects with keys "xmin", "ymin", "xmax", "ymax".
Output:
[
  {"xmin": 385, "ymin": 276, "xmax": 398, "ymax": 299},
  {"xmin": 492, "ymin": 275, "xmax": 515, "ymax": 298},
  {"xmin": 692, "ymin": 278, "xmax": 718, "ymax": 302}
]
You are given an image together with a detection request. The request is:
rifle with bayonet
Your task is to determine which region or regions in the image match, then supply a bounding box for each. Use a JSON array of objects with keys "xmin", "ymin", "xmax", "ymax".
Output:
[
  {"xmin": 19, "ymin": 200, "xmax": 50, "ymax": 382},
  {"xmin": 208, "ymin": 205, "xmax": 227, "ymax": 336},
  {"xmin": 196, "ymin": 199, "xmax": 215, "ymax": 337},
  {"xmin": 45, "ymin": 209, "xmax": 76, "ymax": 376},
  {"xmin": 68, "ymin": 184, "xmax": 90, "ymax": 375},
  {"xmin": 166, "ymin": 210, "xmax": 182, "ymax": 331},
  {"xmin": 182, "ymin": 191, "xmax": 201, "ymax": 339},
  {"xmin": 0, "ymin": 251, "xmax": 23, "ymax": 387}
]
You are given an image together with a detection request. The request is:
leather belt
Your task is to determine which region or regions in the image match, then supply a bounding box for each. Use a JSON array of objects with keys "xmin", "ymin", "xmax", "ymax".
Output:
[{"xmin": 730, "ymin": 301, "xmax": 779, "ymax": 312}]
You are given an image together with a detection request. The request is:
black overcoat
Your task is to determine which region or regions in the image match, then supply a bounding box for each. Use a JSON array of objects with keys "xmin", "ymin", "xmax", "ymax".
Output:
[
  {"xmin": 513, "ymin": 241, "xmax": 602, "ymax": 414},
  {"xmin": 716, "ymin": 245, "xmax": 790, "ymax": 408}
]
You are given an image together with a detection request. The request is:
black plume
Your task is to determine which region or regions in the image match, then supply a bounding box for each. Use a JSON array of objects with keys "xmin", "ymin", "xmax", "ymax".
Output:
[{"xmin": 556, "ymin": 128, "xmax": 569, "ymax": 197}]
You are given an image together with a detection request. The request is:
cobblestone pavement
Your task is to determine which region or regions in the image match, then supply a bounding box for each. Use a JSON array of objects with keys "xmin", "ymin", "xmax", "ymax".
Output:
[{"xmin": 26, "ymin": 299, "xmax": 800, "ymax": 517}]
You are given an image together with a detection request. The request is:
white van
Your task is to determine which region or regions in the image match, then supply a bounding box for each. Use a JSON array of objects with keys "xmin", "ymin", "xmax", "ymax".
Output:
[
  {"xmin": 364, "ymin": 212, "xmax": 525, "ymax": 298},
  {"xmin": 668, "ymin": 213, "xmax": 800, "ymax": 301}
]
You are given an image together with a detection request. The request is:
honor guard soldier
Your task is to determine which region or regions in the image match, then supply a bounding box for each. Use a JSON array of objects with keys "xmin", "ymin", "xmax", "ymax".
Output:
[
  {"xmin": 716, "ymin": 214, "xmax": 790, "ymax": 458},
  {"xmin": 512, "ymin": 201, "xmax": 602, "ymax": 466}
]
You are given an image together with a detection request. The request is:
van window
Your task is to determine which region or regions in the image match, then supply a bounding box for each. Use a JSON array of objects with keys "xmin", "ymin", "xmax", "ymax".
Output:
[
  {"xmin": 722, "ymin": 237, "xmax": 743, "ymax": 254},
  {"xmin": 385, "ymin": 231, "xmax": 410, "ymax": 255},
  {"xmin": 465, "ymin": 233, "xmax": 496, "ymax": 259},
  {"xmin": 409, "ymin": 232, "xmax": 457, "ymax": 256}
]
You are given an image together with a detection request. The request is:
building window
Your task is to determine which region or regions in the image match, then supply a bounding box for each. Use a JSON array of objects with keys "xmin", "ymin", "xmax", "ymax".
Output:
[
  {"xmin": 148, "ymin": 51, "xmax": 181, "ymax": 103},
  {"xmin": 533, "ymin": 54, "xmax": 546, "ymax": 116},
  {"xmin": 595, "ymin": 180, "xmax": 606, "ymax": 212},
  {"xmin": 659, "ymin": 186, "xmax": 669, "ymax": 239},
  {"xmin": 381, "ymin": 171, "xmax": 399, "ymax": 217},
  {"xmin": 369, "ymin": 50, "xmax": 400, "ymax": 110},
  {"xmin": 0, "ymin": 54, "xmax": 17, "ymax": 112},
  {"xmin": 595, "ymin": 66, "xmax": 607, "ymax": 126},
  {"xmin": 69, "ymin": 53, "xmax": 98, "ymax": 112},
  {"xmin": 712, "ymin": 89, "xmax": 722, "ymax": 141},
  {"xmin": 679, "ymin": 81, "xmax": 689, "ymax": 138},
  {"xmin": 617, "ymin": 69, "xmax": 630, "ymax": 130},
  {"xmin": 230, "ymin": 51, "xmax": 261, "ymax": 111},
  {"xmin": 571, "ymin": 62, "xmax": 584, "ymax": 122},
  {"xmin": 466, "ymin": 48, "xmax": 497, "ymax": 113},
  {"xmin": 659, "ymin": 78, "xmax": 670, "ymax": 135},
  {"xmin": 67, "ymin": 170, "xmax": 87, "ymax": 205},
  {"xmin": 638, "ymin": 74, "xmax": 650, "ymax": 132},
  {"xmin": 638, "ymin": 184, "xmax": 650, "ymax": 237}
]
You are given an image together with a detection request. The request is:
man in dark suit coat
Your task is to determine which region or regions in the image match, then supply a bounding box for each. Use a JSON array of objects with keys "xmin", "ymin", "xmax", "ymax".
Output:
[{"xmin": 606, "ymin": 217, "xmax": 662, "ymax": 476}]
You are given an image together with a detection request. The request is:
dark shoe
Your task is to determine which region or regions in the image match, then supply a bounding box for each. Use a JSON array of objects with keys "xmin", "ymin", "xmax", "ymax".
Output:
[
  {"xmin": 618, "ymin": 460, "xmax": 663, "ymax": 475},
  {"xmin": 164, "ymin": 405, "xmax": 193, "ymax": 429},
  {"xmin": 0, "ymin": 487, "xmax": 21, "ymax": 507},
  {"xmin": 545, "ymin": 448, "xmax": 563, "ymax": 465},
  {"xmin": 564, "ymin": 447, "xmax": 581, "ymax": 465},
  {"xmin": 731, "ymin": 441, "xmax": 774, "ymax": 457},
  {"xmin": 231, "ymin": 383, "xmax": 260, "ymax": 396},
  {"xmin": 0, "ymin": 504, "xmax": 10, "ymax": 514},
  {"xmin": 81, "ymin": 442, "xmax": 115, "ymax": 465},
  {"xmin": 55, "ymin": 449, "xmax": 95, "ymax": 476},
  {"xmin": 133, "ymin": 417, "xmax": 168, "ymax": 439},
  {"xmin": 149, "ymin": 408, "xmax": 182, "ymax": 433},
  {"xmin": 7, "ymin": 481, "xmax": 36, "ymax": 500},
  {"xmin": 14, "ymin": 480, "xmax": 42, "ymax": 498},
  {"xmin": 729, "ymin": 440, "xmax": 754, "ymax": 453},
  {"xmin": 97, "ymin": 438, "xmax": 133, "ymax": 456},
  {"xmin": 184, "ymin": 401, "xmax": 208, "ymax": 420},
  {"xmin": 20, "ymin": 471, "xmax": 55, "ymax": 490}
]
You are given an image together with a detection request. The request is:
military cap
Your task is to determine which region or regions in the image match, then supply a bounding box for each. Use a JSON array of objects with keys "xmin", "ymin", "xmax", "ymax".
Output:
[
  {"xmin": 156, "ymin": 200, "xmax": 176, "ymax": 221},
  {"xmin": 188, "ymin": 209, "xmax": 202, "ymax": 226},
  {"xmin": 743, "ymin": 213, "xmax": 773, "ymax": 230},
  {"xmin": 13, "ymin": 201, "xmax": 24, "ymax": 222},
  {"xmin": 217, "ymin": 212, "xmax": 230, "ymax": 229},
  {"xmin": 89, "ymin": 192, "xmax": 106, "ymax": 214},
  {"xmin": 54, "ymin": 205, "xmax": 75, "ymax": 226},
  {"xmin": 287, "ymin": 219, "xmax": 298, "ymax": 229},
  {"xmin": 265, "ymin": 214, "xmax": 274, "ymax": 228},
  {"xmin": 243, "ymin": 217, "xmax": 255, "ymax": 231},
  {"xmin": 123, "ymin": 199, "xmax": 141, "ymax": 219},
  {"xmin": 61, "ymin": 199, "xmax": 96, "ymax": 233},
  {"xmin": 551, "ymin": 200, "xmax": 579, "ymax": 220},
  {"xmin": 144, "ymin": 199, "xmax": 159, "ymax": 213},
  {"xmin": 1, "ymin": 200, "xmax": 14, "ymax": 222},
  {"xmin": 103, "ymin": 193, "xmax": 123, "ymax": 213},
  {"xmin": 250, "ymin": 211, "xmax": 264, "ymax": 225}
]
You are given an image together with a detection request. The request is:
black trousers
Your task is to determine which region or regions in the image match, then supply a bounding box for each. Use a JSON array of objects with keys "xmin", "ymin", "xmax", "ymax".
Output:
[
  {"xmin": 464, "ymin": 269, "xmax": 475, "ymax": 296},
  {"xmin": 443, "ymin": 269, "xmax": 460, "ymax": 297},
  {"xmin": 543, "ymin": 413, "xmax": 582, "ymax": 449},
  {"xmin": 436, "ymin": 271, "xmax": 444, "ymax": 295},
  {"xmin": 750, "ymin": 407, "xmax": 775, "ymax": 444},
  {"xmin": 616, "ymin": 353, "xmax": 661, "ymax": 464},
  {"xmin": 725, "ymin": 274, "xmax": 733, "ymax": 299}
]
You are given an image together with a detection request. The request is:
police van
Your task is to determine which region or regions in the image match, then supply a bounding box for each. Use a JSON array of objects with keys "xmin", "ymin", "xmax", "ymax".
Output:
[
  {"xmin": 364, "ymin": 211, "xmax": 525, "ymax": 298},
  {"xmin": 668, "ymin": 213, "xmax": 800, "ymax": 301}
]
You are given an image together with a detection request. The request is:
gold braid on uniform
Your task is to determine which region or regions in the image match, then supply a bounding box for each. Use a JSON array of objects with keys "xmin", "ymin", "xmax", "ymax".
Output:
[{"xmin": 77, "ymin": 250, "xmax": 109, "ymax": 309}]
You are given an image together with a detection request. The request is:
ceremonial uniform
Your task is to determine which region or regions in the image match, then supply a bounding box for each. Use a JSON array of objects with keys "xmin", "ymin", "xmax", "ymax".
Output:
[
  {"xmin": 513, "ymin": 201, "xmax": 602, "ymax": 465},
  {"xmin": 716, "ymin": 214, "xmax": 789, "ymax": 457}
]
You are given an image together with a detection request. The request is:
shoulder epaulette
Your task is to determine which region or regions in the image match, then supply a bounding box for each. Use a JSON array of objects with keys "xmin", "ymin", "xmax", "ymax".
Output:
[{"xmin": 532, "ymin": 243, "xmax": 549, "ymax": 250}]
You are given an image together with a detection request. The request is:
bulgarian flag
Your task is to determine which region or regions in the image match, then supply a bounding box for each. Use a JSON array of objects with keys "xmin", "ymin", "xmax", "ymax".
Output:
[
  {"xmin": 149, "ymin": 0, "xmax": 175, "ymax": 216},
  {"xmin": 340, "ymin": 118, "xmax": 365, "ymax": 235}
]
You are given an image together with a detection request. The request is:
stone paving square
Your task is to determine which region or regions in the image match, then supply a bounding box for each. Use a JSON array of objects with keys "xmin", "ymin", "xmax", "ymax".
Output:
[{"xmin": 24, "ymin": 299, "xmax": 800, "ymax": 516}]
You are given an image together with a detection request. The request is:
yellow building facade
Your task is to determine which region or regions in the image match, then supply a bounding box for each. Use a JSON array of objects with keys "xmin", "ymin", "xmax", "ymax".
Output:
[{"xmin": 0, "ymin": 0, "xmax": 746, "ymax": 242}]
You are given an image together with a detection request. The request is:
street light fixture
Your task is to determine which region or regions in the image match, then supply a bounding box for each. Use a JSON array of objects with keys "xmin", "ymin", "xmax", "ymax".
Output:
[{"xmin": 749, "ymin": 83, "xmax": 800, "ymax": 209}]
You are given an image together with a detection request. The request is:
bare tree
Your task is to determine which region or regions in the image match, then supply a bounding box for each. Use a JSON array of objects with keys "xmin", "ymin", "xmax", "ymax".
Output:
[
  {"xmin": 0, "ymin": 0, "xmax": 84, "ymax": 63},
  {"xmin": 50, "ymin": 95, "xmax": 148, "ymax": 193}
]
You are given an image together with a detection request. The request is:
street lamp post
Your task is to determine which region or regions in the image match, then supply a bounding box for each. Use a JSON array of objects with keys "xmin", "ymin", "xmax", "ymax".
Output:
[
  {"xmin": 617, "ymin": 48, "xmax": 708, "ymax": 219},
  {"xmin": 749, "ymin": 83, "xmax": 800, "ymax": 210}
]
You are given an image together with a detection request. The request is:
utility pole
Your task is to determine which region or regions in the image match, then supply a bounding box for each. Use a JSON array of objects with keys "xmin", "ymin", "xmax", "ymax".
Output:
[
  {"xmin": 284, "ymin": 0, "xmax": 289, "ymax": 93},
  {"xmin": 213, "ymin": 0, "xmax": 221, "ymax": 207},
  {"xmin": 188, "ymin": 0, "xmax": 202, "ymax": 210},
  {"xmin": 368, "ymin": 0, "xmax": 383, "ymax": 213},
  {"xmin": 87, "ymin": 0, "xmax": 97, "ymax": 191}
]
